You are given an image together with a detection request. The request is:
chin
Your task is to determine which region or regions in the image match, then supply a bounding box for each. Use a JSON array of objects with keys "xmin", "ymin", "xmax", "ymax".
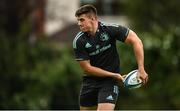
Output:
[
  {"xmin": 80, "ymin": 27, "xmax": 88, "ymax": 32},
  {"xmin": 80, "ymin": 29, "xmax": 87, "ymax": 32}
]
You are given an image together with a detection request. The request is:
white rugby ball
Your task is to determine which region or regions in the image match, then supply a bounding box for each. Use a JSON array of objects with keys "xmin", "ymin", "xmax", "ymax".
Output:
[{"xmin": 123, "ymin": 70, "xmax": 142, "ymax": 89}]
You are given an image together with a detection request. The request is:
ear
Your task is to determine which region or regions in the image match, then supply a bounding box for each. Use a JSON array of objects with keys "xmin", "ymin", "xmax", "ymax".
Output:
[{"xmin": 91, "ymin": 17, "xmax": 96, "ymax": 21}]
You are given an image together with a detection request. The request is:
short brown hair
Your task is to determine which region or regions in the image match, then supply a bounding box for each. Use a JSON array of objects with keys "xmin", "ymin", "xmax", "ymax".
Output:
[{"xmin": 75, "ymin": 4, "xmax": 97, "ymax": 17}]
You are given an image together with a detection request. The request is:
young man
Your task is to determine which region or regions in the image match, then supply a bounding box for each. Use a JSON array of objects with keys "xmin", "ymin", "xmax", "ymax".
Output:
[{"xmin": 73, "ymin": 4, "xmax": 148, "ymax": 110}]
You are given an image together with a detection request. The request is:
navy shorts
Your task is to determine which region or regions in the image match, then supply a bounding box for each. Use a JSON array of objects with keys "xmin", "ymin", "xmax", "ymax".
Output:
[{"xmin": 79, "ymin": 76, "xmax": 119, "ymax": 107}]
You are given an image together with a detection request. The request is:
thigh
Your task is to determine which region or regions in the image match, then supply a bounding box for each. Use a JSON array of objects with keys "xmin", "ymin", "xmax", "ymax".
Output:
[{"xmin": 98, "ymin": 83, "xmax": 119, "ymax": 105}]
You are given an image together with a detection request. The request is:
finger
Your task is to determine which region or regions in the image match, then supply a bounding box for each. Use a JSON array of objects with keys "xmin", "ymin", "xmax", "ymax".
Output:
[
  {"xmin": 117, "ymin": 74, "xmax": 124, "ymax": 82},
  {"xmin": 121, "ymin": 76, "xmax": 125, "ymax": 81},
  {"xmin": 136, "ymin": 74, "xmax": 140, "ymax": 80},
  {"xmin": 137, "ymin": 78, "xmax": 142, "ymax": 83},
  {"xmin": 136, "ymin": 75, "xmax": 142, "ymax": 84},
  {"xmin": 141, "ymin": 77, "xmax": 146, "ymax": 85},
  {"xmin": 122, "ymin": 75, "xmax": 127, "ymax": 78},
  {"xmin": 145, "ymin": 76, "xmax": 148, "ymax": 83},
  {"xmin": 142, "ymin": 80, "xmax": 145, "ymax": 85},
  {"xmin": 143, "ymin": 76, "xmax": 148, "ymax": 84}
]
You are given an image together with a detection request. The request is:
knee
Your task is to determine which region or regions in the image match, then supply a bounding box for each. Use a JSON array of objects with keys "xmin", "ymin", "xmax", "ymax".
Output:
[{"xmin": 97, "ymin": 103, "xmax": 115, "ymax": 111}]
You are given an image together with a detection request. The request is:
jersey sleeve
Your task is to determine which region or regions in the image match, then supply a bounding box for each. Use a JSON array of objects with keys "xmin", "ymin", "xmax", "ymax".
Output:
[
  {"xmin": 73, "ymin": 37, "xmax": 90, "ymax": 61},
  {"xmin": 108, "ymin": 25, "xmax": 129, "ymax": 42}
]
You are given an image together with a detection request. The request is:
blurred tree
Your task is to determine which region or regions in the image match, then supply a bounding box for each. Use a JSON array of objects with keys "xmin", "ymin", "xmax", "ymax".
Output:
[
  {"xmin": 1, "ymin": 0, "xmax": 180, "ymax": 110},
  {"xmin": 124, "ymin": 0, "xmax": 180, "ymax": 32},
  {"xmin": 115, "ymin": 0, "xmax": 180, "ymax": 109},
  {"xmin": 0, "ymin": 0, "xmax": 82, "ymax": 109}
]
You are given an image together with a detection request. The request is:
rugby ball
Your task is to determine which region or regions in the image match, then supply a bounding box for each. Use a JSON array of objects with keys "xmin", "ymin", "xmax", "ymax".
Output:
[{"xmin": 123, "ymin": 70, "xmax": 142, "ymax": 89}]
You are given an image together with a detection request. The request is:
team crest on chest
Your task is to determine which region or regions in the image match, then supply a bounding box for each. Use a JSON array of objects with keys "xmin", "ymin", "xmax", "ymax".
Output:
[{"xmin": 100, "ymin": 33, "xmax": 109, "ymax": 41}]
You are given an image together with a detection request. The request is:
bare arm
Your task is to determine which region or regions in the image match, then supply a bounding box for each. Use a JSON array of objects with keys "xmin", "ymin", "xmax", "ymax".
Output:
[
  {"xmin": 78, "ymin": 60, "xmax": 124, "ymax": 82},
  {"xmin": 125, "ymin": 30, "xmax": 148, "ymax": 84}
]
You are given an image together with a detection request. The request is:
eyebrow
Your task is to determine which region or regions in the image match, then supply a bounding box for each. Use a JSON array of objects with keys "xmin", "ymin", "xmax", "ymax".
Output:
[{"xmin": 77, "ymin": 18, "xmax": 84, "ymax": 21}]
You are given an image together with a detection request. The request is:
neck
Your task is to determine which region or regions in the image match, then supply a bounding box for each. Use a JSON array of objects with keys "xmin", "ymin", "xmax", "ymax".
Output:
[{"xmin": 89, "ymin": 21, "xmax": 98, "ymax": 36}]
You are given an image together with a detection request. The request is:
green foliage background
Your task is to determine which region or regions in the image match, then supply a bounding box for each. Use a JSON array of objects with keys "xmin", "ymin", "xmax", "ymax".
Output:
[
  {"xmin": 0, "ymin": 0, "xmax": 180, "ymax": 110},
  {"xmin": 117, "ymin": 0, "xmax": 180, "ymax": 109}
]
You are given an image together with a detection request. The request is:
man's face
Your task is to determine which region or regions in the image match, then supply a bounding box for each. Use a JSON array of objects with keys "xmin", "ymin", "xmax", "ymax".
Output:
[{"xmin": 76, "ymin": 14, "xmax": 93, "ymax": 32}]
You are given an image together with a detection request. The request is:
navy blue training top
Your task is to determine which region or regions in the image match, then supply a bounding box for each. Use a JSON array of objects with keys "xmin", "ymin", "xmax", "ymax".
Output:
[{"xmin": 73, "ymin": 21, "xmax": 129, "ymax": 75}]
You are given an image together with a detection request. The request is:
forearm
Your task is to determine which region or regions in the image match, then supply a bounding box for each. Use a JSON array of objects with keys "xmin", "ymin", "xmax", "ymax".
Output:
[
  {"xmin": 133, "ymin": 39, "xmax": 148, "ymax": 83},
  {"xmin": 133, "ymin": 38, "xmax": 144, "ymax": 70},
  {"xmin": 84, "ymin": 65, "xmax": 118, "ymax": 78}
]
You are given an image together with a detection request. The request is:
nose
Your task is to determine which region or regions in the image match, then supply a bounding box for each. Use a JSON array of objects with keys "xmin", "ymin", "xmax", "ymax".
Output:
[{"xmin": 78, "ymin": 21, "xmax": 81, "ymax": 26}]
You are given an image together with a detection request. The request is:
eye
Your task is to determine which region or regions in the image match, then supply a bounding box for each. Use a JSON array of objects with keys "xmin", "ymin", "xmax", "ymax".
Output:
[{"xmin": 79, "ymin": 18, "xmax": 84, "ymax": 22}]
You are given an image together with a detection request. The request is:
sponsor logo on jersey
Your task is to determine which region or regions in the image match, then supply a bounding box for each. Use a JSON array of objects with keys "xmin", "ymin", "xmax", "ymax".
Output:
[
  {"xmin": 96, "ymin": 45, "xmax": 100, "ymax": 49},
  {"xmin": 89, "ymin": 44, "xmax": 111, "ymax": 56}
]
